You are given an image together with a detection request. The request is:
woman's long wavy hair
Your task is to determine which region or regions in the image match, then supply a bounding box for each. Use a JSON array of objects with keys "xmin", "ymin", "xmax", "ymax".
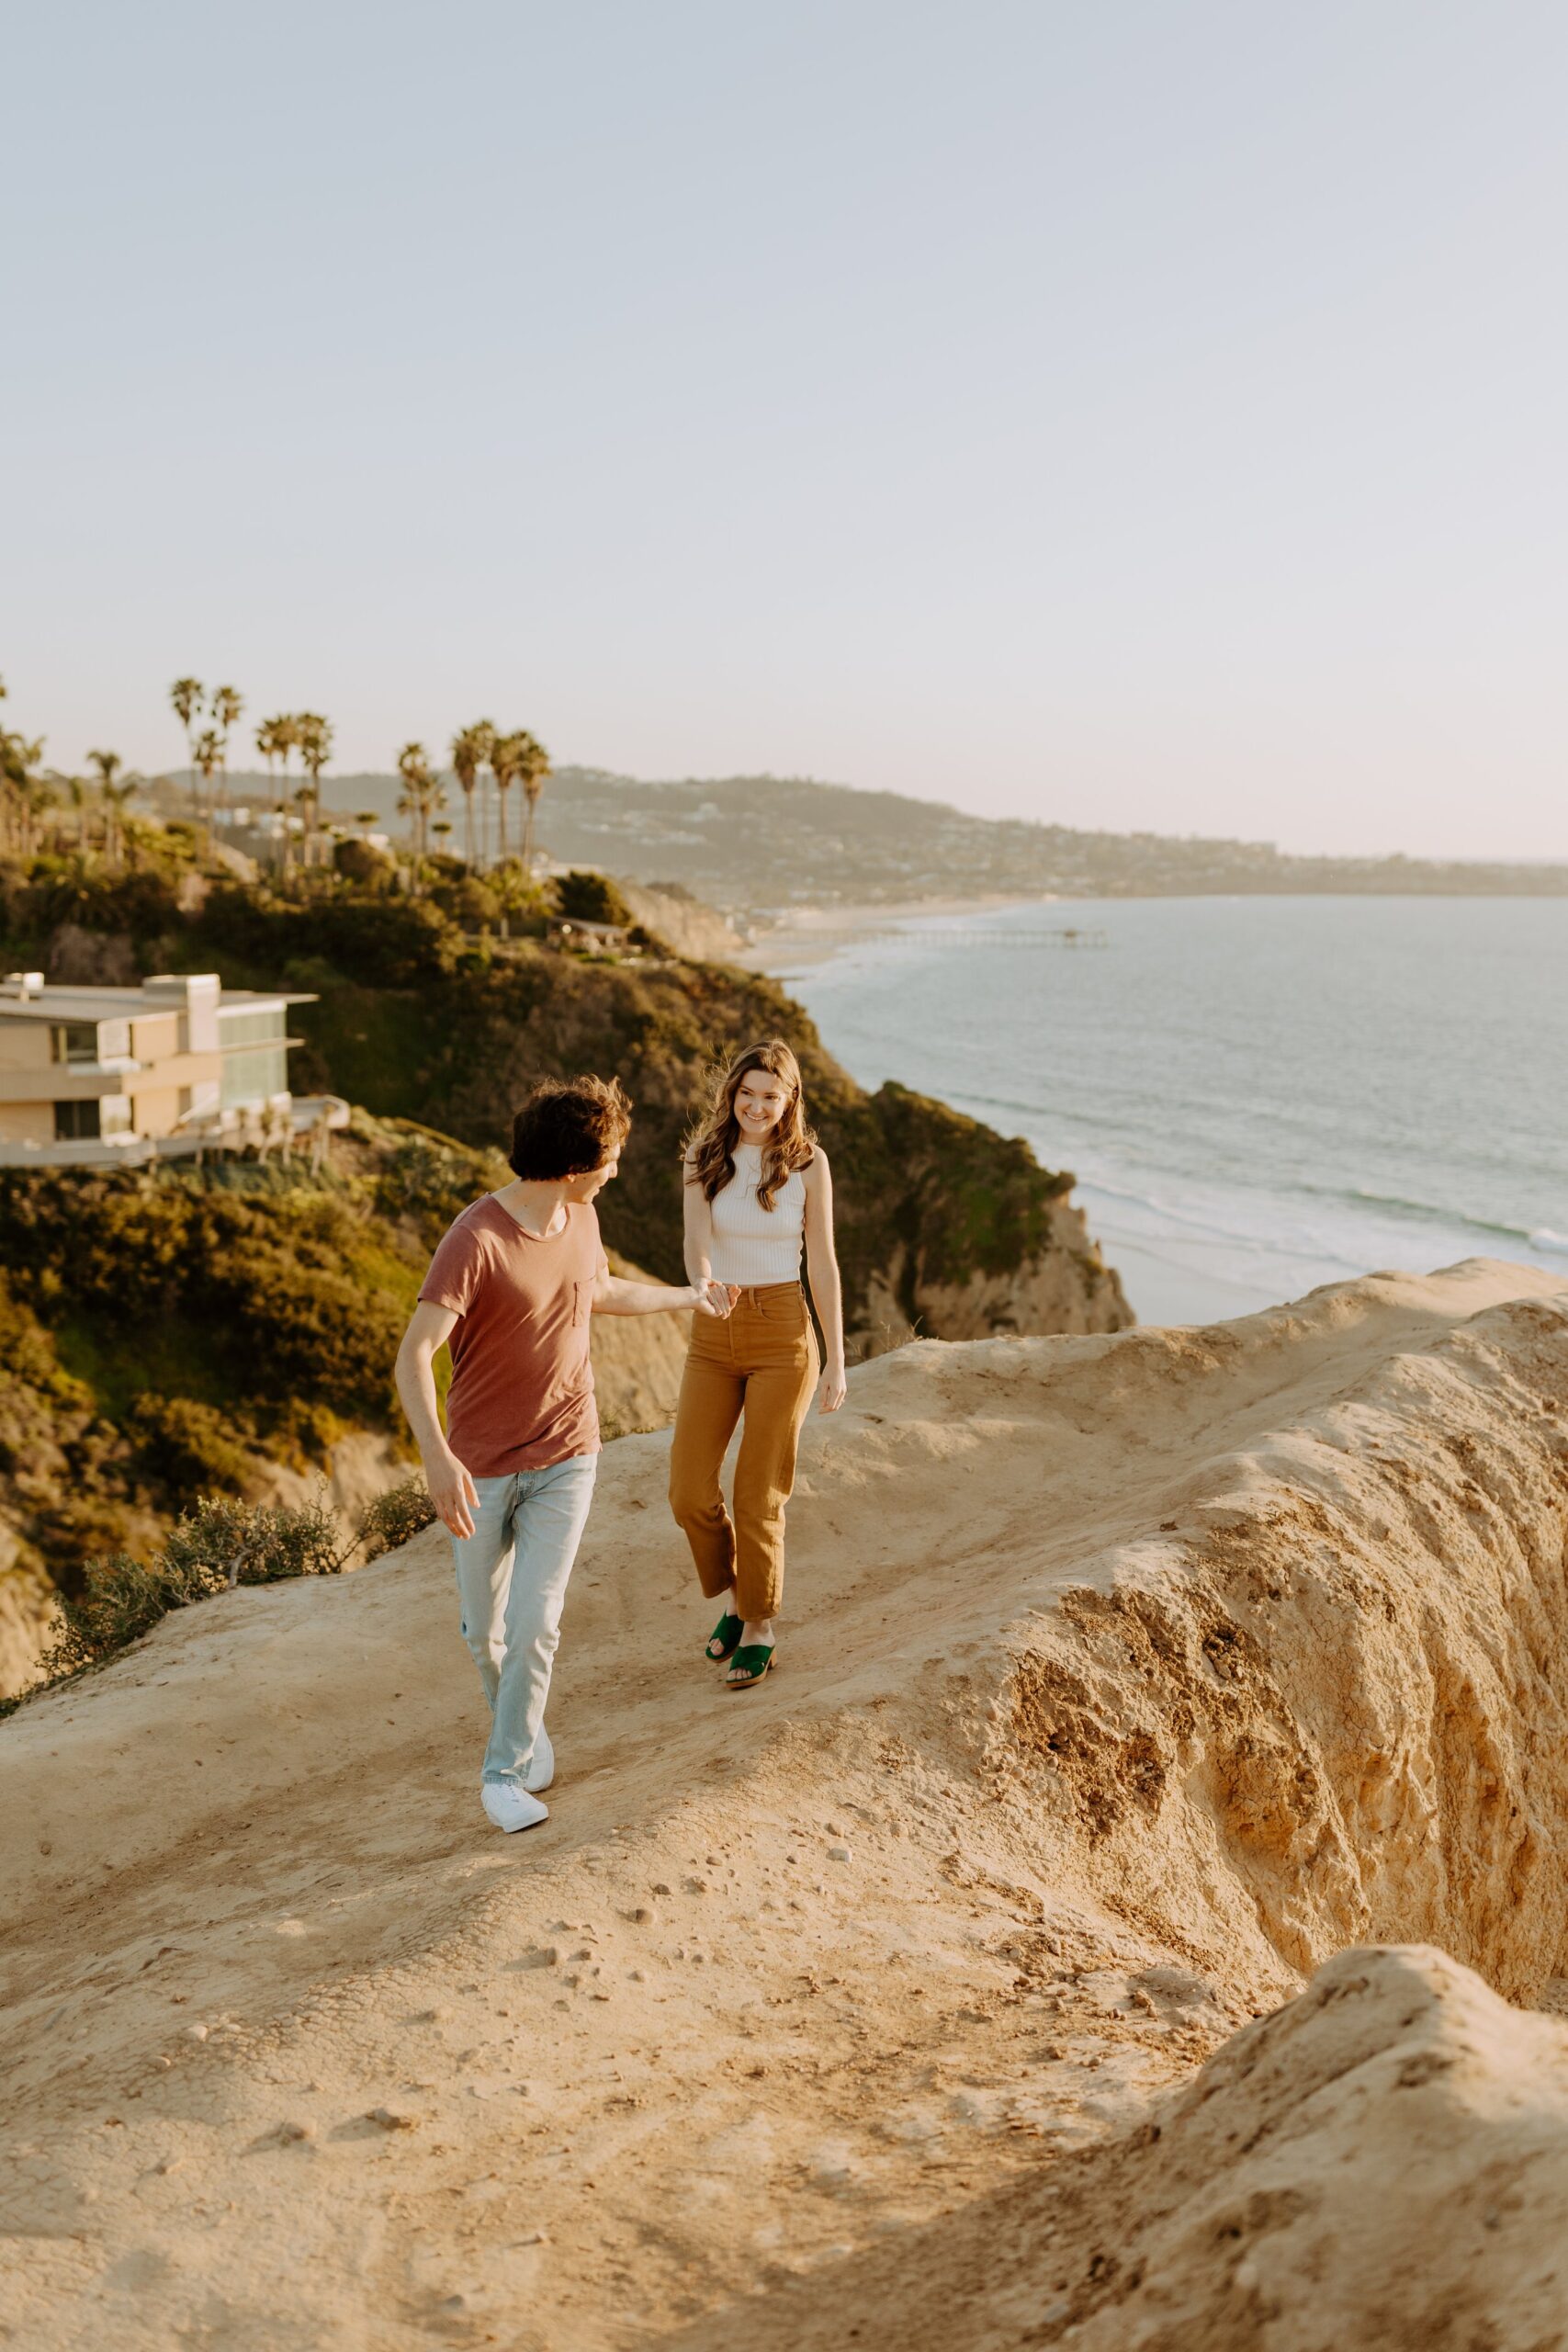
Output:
[{"xmin": 685, "ymin": 1040, "xmax": 817, "ymax": 1210}]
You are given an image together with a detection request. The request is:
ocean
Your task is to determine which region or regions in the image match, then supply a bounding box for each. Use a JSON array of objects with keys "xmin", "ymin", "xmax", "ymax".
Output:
[{"xmin": 766, "ymin": 896, "xmax": 1568, "ymax": 1327}]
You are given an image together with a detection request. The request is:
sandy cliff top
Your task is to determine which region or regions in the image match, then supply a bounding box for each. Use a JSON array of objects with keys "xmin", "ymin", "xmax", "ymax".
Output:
[{"xmin": 5, "ymin": 1257, "xmax": 1567, "ymax": 2348}]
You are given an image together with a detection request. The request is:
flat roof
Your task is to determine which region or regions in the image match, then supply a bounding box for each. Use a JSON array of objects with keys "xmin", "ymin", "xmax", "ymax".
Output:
[{"xmin": 0, "ymin": 987, "xmax": 314, "ymax": 1022}]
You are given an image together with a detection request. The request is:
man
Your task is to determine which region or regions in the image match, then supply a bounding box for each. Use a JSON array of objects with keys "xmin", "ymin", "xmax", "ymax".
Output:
[{"xmin": 396, "ymin": 1074, "xmax": 725, "ymax": 1832}]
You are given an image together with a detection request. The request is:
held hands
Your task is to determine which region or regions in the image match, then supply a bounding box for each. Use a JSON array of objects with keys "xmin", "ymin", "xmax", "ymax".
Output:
[
  {"xmin": 425, "ymin": 1447, "xmax": 479, "ymax": 1540},
  {"xmin": 689, "ymin": 1278, "xmax": 737, "ymax": 1318},
  {"xmin": 818, "ymin": 1360, "xmax": 848, "ymax": 1415}
]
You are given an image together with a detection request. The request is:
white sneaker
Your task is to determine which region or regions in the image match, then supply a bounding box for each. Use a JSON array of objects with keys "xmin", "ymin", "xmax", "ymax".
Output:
[
  {"xmin": 480, "ymin": 1781, "xmax": 549, "ymax": 1834},
  {"xmin": 525, "ymin": 1727, "xmax": 555, "ymax": 1795}
]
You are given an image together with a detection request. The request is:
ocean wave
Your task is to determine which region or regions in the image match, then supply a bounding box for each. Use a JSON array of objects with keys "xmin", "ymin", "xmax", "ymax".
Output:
[
  {"xmin": 1529, "ymin": 1227, "xmax": 1568, "ymax": 1259},
  {"xmin": 1342, "ymin": 1187, "xmax": 1545, "ymax": 1246}
]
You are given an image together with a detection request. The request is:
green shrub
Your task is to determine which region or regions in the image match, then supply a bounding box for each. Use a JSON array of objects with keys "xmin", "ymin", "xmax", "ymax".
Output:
[
  {"xmin": 31, "ymin": 1492, "xmax": 352, "ymax": 1691},
  {"xmin": 310, "ymin": 896, "xmax": 462, "ymax": 985},
  {"xmin": 552, "ymin": 869, "xmax": 637, "ymax": 929},
  {"xmin": 333, "ymin": 837, "xmax": 397, "ymax": 888},
  {"xmin": 160, "ymin": 1491, "xmax": 348, "ymax": 1586},
  {"xmin": 358, "ymin": 1476, "xmax": 437, "ymax": 1562},
  {"xmin": 39, "ymin": 1548, "xmax": 226, "ymax": 1679}
]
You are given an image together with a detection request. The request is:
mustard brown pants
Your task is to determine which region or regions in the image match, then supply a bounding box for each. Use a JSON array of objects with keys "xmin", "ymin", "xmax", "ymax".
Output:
[{"xmin": 668, "ymin": 1281, "xmax": 819, "ymax": 1623}]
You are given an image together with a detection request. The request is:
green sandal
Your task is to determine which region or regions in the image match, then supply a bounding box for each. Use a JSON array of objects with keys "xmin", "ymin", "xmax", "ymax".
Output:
[
  {"xmin": 726, "ymin": 1644, "xmax": 774, "ymax": 1689},
  {"xmin": 705, "ymin": 1611, "xmax": 743, "ymax": 1662}
]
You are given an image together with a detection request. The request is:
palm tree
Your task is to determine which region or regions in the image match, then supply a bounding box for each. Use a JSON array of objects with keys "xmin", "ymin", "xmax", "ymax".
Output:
[
  {"xmin": 85, "ymin": 749, "xmax": 124, "ymax": 855},
  {"xmin": 490, "ymin": 730, "xmax": 523, "ymax": 866},
  {"xmin": 1, "ymin": 729, "xmax": 46, "ymax": 858},
  {"xmin": 355, "ymin": 808, "xmax": 379, "ymax": 841},
  {"xmin": 472, "ymin": 719, "xmax": 497, "ymax": 868},
  {"xmin": 449, "ymin": 725, "xmax": 485, "ymax": 870},
  {"xmin": 397, "ymin": 741, "xmax": 444, "ymax": 888},
  {"xmin": 194, "ymin": 729, "xmax": 222, "ymax": 832},
  {"xmin": 15, "ymin": 771, "xmax": 57, "ymax": 859},
  {"xmin": 514, "ymin": 729, "xmax": 553, "ymax": 874},
  {"xmin": 170, "ymin": 677, "xmax": 203, "ymax": 817},
  {"xmin": 57, "ymin": 774, "xmax": 92, "ymax": 854},
  {"xmin": 102, "ymin": 777, "xmax": 139, "ymax": 871},
  {"xmin": 255, "ymin": 714, "xmax": 300, "ymax": 874},
  {"xmin": 295, "ymin": 712, "xmax": 333, "ymax": 867},
  {"xmin": 210, "ymin": 685, "xmax": 243, "ymax": 820},
  {"xmin": 255, "ymin": 714, "xmax": 283, "ymax": 806}
]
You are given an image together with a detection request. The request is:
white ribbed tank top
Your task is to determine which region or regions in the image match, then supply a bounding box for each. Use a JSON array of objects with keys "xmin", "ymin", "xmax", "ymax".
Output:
[{"xmin": 708, "ymin": 1144, "xmax": 806, "ymax": 1284}]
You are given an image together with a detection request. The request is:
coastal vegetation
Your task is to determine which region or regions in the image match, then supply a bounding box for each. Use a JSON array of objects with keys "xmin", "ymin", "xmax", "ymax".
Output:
[
  {"xmin": 5, "ymin": 1476, "xmax": 438, "ymax": 1717},
  {"xmin": 0, "ymin": 1117, "xmax": 493, "ymax": 1608}
]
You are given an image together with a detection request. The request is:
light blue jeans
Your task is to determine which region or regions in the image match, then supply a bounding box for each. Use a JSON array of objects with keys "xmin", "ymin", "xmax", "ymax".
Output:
[{"xmin": 451, "ymin": 1453, "xmax": 598, "ymax": 1787}]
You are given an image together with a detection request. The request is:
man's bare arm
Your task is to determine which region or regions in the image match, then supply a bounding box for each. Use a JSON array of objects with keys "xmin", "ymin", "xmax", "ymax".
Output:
[
  {"xmin": 394, "ymin": 1300, "xmax": 480, "ymax": 1537},
  {"xmin": 592, "ymin": 1267, "xmax": 726, "ymax": 1317}
]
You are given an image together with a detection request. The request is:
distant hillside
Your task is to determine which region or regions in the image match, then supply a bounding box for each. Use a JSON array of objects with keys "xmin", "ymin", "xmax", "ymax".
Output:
[{"xmin": 203, "ymin": 765, "xmax": 1568, "ymax": 908}]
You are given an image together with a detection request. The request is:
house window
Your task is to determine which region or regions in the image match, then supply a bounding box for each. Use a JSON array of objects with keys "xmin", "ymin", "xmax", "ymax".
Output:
[
  {"xmin": 220, "ymin": 1004, "xmax": 290, "ymax": 1108},
  {"xmin": 220, "ymin": 1007, "xmax": 287, "ymax": 1050},
  {"xmin": 52, "ymin": 1097, "xmax": 131, "ymax": 1140},
  {"xmin": 51, "ymin": 1023, "xmax": 99, "ymax": 1066},
  {"xmin": 221, "ymin": 1043, "xmax": 289, "ymax": 1107}
]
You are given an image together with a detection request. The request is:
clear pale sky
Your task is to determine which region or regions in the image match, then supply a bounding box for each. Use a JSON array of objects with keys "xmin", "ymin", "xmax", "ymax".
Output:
[{"xmin": 5, "ymin": 2, "xmax": 1565, "ymax": 858}]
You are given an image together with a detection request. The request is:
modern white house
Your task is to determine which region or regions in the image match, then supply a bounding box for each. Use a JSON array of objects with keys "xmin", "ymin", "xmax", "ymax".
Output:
[{"xmin": 0, "ymin": 972, "xmax": 348, "ymax": 1167}]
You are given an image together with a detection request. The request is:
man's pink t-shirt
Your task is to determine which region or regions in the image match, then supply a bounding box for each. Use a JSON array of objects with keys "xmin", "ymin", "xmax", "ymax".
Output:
[{"xmin": 418, "ymin": 1195, "xmax": 607, "ymax": 1478}]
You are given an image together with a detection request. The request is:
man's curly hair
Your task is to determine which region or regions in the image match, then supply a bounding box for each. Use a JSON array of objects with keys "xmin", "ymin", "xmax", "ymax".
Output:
[{"xmin": 508, "ymin": 1075, "xmax": 632, "ymax": 1180}]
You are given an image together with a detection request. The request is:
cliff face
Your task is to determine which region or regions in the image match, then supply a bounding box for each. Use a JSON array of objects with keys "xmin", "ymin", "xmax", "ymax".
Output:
[{"xmin": 861, "ymin": 1192, "xmax": 1129, "ymax": 1351}]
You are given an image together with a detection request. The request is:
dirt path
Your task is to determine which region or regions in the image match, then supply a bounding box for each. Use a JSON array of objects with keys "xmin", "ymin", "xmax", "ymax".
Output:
[{"xmin": 5, "ymin": 1259, "xmax": 1566, "ymax": 2349}]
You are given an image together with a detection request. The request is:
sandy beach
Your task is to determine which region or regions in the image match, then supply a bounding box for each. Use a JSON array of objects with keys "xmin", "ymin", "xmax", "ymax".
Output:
[
  {"xmin": 732, "ymin": 894, "xmax": 1048, "ymax": 973},
  {"xmin": 6, "ymin": 1257, "xmax": 1568, "ymax": 2347}
]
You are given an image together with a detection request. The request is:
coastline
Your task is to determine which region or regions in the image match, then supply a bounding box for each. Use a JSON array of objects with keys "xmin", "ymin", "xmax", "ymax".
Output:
[
  {"xmin": 761, "ymin": 894, "xmax": 1568, "ymax": 1332},
  {"xmin": 733, "ymin": 891, "xmax": 1046, "ymax": 973}
]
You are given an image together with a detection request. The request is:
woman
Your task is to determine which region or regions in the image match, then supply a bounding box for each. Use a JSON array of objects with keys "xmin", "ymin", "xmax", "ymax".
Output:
[{"xmin": 669, "ymin": 1040, "xmax": 847, "ymax": 1687}]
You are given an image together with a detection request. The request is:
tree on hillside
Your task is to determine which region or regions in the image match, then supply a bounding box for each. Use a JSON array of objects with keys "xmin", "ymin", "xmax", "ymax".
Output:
[
  {"xmin": 85, "ymin": 749, "xmax": 126, "ymax": 857},
  {"xmin": 210, "ymin": 684, "xmax": 243, "ymax": 820},
  {"xmin": 254, "ymin": 714, "xmax": 280, "ymax": 807},
  {"xmin": 515, "ymin": 729, "xmax": 552, "ymax": 874},
  {"xmin": 102, "ymin": 775, "xmax": 139, "ymax": 870},
  {"xmin": 396, "ymin": 741, "xmax": 438, "ymax": 885},
  {"xmin": 295, "ymin": 713, "xmax": 333, "ymax": 868},
  {"xmin": 490, "ymin": 729, "xmax": 522, "ymax": 866},
  {"xmin": 450, "ymin": 724, "xmax": 488, "ymax": 870},
  {"xmin": 193, "ymin": 729, "xmax": 222, "ymax": 833},
  {"xmin": 254, "ymin": 713, "xmax": 302, "ymax": 875},
  {"xmin": 12, "ymin": 769, "xmax": 58, "ymax": 859},
  {"xmin": 57, "ymin": 773, "xmax": 93, "ymax": 854},
  {"xmin": 169, "ymin": 677, "xmax": 203, "ymax": 818},
  {"xmin": 1, "ymin": 721, "xmax": 47, "ymax": 858}
]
